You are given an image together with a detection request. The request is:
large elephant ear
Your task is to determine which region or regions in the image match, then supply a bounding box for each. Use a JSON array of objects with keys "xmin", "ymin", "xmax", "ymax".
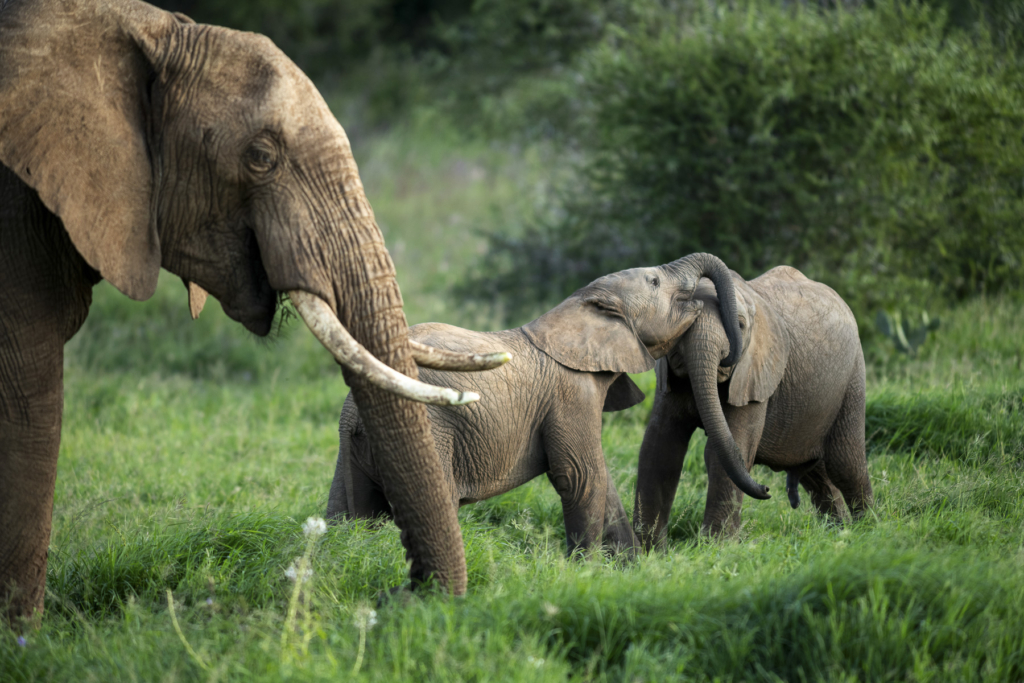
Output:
[
  {"xmin": 523, "ymin": 295, "xmax": 656, "ymax": 374},
  {"xmin": 0, "ymin": 1, "xmax": 179, "ymax": 300},
  {"xmin": 727, "ymin": 290, "xmax": 787, "ymax": 407}
]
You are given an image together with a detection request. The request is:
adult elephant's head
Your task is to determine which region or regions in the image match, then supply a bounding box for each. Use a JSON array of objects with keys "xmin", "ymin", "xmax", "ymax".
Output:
[
  {"xmin": 0, "ymin": 0, "xmax": 506, "ymax": 402},
  {"xmin": 522, "ymin": 252, "xmax": 743, "ymax": 377},
  {"xmin": 0, "ymin": 0, "xmax": 506, "ymax": 597}
]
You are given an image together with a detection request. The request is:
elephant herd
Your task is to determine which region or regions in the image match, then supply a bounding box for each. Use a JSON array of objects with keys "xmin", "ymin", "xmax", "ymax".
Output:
[{"xmin": 0, "ymin": 0, "xmax": 872, "ymax": 627}]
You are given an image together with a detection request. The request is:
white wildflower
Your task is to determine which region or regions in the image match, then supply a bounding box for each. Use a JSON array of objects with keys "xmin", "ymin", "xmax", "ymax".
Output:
[
  {"xmin": 302, "ymin": 516, "xmax": 327, "ymax": 538},
  {"xmin": 284, "ymin": 557, "xmax": 313, "ymax": 582},
  {"xmin": 353, "ymin": 606, "xmax": 378, "ymax": 631},
  {"xmin": 527, "ymin": 655, "xmax": 545, "ymax": 667},
  {"xmin": 542, "ymin": 602, "xmax": 560, "ymax": 617}
]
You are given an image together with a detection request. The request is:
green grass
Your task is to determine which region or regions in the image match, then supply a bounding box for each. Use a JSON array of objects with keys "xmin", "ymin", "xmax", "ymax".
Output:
[{"xmin": 4, "ymin": 114, "xmax": 1024, "ymax": 681}]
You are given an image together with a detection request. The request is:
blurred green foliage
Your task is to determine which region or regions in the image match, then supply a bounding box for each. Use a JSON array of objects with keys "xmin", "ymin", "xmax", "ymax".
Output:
[
  {"xmin": 457, "ymin": 0, "xmax": 1024, "ymax": 327},
  {"xmin": 134, "ymin": 0, "xmax": 1024, "ymax": 329},
  {"xmin": 877, "ymin": 309, "xmax": 941, "ymax": 356},
  {"xmin": 148, "ymin": 0, "xmax": 472, "ymax": 81}
]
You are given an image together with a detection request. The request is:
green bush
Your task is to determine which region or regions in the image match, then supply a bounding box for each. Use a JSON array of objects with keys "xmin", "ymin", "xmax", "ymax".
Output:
[
  {"xmin": 461, "ymin": 0, "xmax": 1024, "ymax": 326},
  {"xmin": 429, "ymin": 0, "xmax": 628, "ymax": 136}
]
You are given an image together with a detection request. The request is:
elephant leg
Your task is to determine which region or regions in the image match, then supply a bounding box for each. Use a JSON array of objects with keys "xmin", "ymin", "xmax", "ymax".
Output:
[
  {"xmin": 799, "ymin": 460, "xmax": 850, "ymax": 523},
  {"xmin": 602, "ymin": 464, "xmax": 639, "ymax": 558},
  {"xmin": 326, "ymin": 396, "xmax": 360, "ymax": 521},
  {"xmin": 326, "ymin": 470, "xmax": 349, "ymax": 521},
  {"xmin": 549, "ymin": 469, "xmax": 606, "ymax": 556},
  {"xmin": 634, "ymin": 390, "xmax": 698, "ymax": 551},
  {"xmin": 701, "ymin": 401, "xmax": 766, "ymax": 537},
  {"xmin": 345, "ymin": 453, "xmax": 393, "ymax": 523},
  {"xmin": 545, "ymin": 415, "xmax": 608, "ymax": 556},
  {"xmin": 822, "ymin": 372, "xmax": 873, "ymax": 518},
  {"xmin": 0, "ymin": 350, "xmax": 64, "ymax": 626},
  {"xmin": 1, "ymin": 171, "xmax": 96, "ymax": 625}
]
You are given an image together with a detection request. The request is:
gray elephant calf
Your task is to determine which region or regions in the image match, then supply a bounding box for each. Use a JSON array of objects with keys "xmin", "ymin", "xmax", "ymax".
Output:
[
  {"xmin": 327, "ymin": 253, "xmax": 744, "ymax": 557},
  {"xmin": 634, "ymin": 266, "xmax": 873, "ymax": 546}
]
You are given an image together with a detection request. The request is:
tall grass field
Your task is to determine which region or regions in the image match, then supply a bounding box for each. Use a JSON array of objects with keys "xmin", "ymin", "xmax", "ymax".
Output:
[{"xmin": 3, "ymin": 115, "xmax": 1024, "ymax": 682}]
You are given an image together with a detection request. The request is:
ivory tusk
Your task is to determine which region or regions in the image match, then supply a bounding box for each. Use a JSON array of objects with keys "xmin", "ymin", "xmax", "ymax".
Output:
[
  {"xmin": 409, "ymin": 340, "xmax": 512, "ymax": 372},
  {"xmin": 187, "ymin": 281, "xmax": 208, "ymax": 320},
  {"xmin": 289, "ymin": 290, "xmax": 480, "ymax": 406}
]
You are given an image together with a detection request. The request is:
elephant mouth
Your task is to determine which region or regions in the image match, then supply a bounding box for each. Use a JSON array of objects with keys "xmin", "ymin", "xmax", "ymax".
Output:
[
  {"xmin": 668, "ymin": 348, "xmax": 687, "ymax": 376},
  {"xmin": 223, "ymin": 228, "xmax": 277, "ymax": 336}
]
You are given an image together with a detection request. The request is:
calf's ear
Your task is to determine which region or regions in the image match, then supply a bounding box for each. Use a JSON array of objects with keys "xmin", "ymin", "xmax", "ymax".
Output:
[
  {"xmin": 523, "ymin": 295, "xmax": 656, "ymax": 374},
  {"xmin": 727, "ymin": 295, "xmax": 787, "ymax": 407},
  {"xmin": 602, "ymin": 374, "xmax": 646, "ymax": 412}
]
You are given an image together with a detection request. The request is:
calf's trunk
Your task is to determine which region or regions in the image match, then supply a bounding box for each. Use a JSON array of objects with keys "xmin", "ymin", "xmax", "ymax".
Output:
[{"xmin": 687, "ymin": 323, "xmax": 770, "ymax": 501}]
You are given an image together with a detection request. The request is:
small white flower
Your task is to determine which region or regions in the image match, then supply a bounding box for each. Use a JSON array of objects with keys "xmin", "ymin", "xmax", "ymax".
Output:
[
  {"xmin": 542, "ymin": 602, "xmax": 560, "ymax": 617},
  {"xmin": 353, "ymin": 606, "xmax": 378, "ymax": 630},
  {"xmin": 302, "ymin": 516, "xmax": 327, "ymax": 538},
  {"xmin": 284, "ymin": 557, "xmax": 313, "ymax": 582},
  {"xmin": 527, "ymin": 655, "xmax": 544, "ymax": 667}
]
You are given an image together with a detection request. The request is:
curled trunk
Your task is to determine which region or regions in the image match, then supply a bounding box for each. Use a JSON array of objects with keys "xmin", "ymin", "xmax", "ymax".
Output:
[
  {"xmin": 664, "ymin": 253, "xmax": 744, "ymax": 367},
  {"xmin": 688, "ymin": 326, "xmax": 770, "ymax": 500}
]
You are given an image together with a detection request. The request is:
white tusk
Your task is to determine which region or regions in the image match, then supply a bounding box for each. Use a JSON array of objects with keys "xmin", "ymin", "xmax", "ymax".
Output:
[
  {"xmin": 409, "ymin": 340, "xmax": 512, "ymax": 372},
  {"xmin": 187, "ymin": 281, "xmax": 208, "ymax": 320},
  {"xmin": 289, "ymin": 290, "xmax": 479, "ymax": 406}
]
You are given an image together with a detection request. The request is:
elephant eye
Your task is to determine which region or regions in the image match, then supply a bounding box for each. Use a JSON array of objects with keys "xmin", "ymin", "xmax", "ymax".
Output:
[
  {"xmin": 586, "ymin": 298, "xmax": 620, "ymax": 316},
  {"xmin": 245, "ymin": 144, "xmax": 277, "ymax": 174}
]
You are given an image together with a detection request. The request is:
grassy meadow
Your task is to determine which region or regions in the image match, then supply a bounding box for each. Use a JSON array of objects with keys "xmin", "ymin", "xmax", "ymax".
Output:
[{"xmin": 3, "ymin": 114, "xmax": 1024, "ymax": 682}]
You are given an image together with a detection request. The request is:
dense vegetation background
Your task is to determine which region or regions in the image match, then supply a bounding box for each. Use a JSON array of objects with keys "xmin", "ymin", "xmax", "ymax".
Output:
[
  {"xmin": 148, "ymin": 0, "xmax": 1024, "ymax": 328},
  {"xmin": 4, "ymin": 1, "xmax": 1024, "ymax": 680}
]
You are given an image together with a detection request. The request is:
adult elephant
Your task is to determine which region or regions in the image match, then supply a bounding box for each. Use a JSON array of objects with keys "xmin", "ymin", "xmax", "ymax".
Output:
[
  {"xmin": 633, "ymin": 266, "xmax": 873, "ymax": 547},
  {"xmin": 0, "ymin": 0, "xmax": 507, "ymax": 624}
]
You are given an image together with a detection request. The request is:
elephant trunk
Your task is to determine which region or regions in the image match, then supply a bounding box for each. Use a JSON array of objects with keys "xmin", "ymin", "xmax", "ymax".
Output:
[
  {"xmin": 664, "ymin": 253, "xmax": 743, "ymax": 367},
  {"xmin": 687, "ymin": 322, "xmax": 770, "ymax": 500},
  {"xmin": 328, "ymin": 217, "xmax": 468, "ymax": 594}
]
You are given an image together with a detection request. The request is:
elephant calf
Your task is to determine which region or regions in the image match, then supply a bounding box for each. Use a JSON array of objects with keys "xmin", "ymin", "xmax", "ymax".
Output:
[
  {"xmin": 328, "ymin": 324, "xmax": 645, "ymax": 556},
  {"xmin": 327, "ymin": 253, "xmax": 745, "ymax": 557},
  {"xmin": 634, "ymin": 266, "xmax": 873, "ymax": 546}
]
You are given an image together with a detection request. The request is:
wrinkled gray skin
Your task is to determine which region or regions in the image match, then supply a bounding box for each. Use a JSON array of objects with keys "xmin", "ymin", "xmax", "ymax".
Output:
[
  {"xmin": 0, "ymin": 0, "xmax": 482, "ymax": 624},
  {"xmin": 330, "ymin": 326, "xmax": 654, "ymax": 557},
  {"xmin": 327, "ymin": 253, "xmax": 743, "ymax": 555},
  {"xmin": 634, "ymin": 266, "xmax": 873, "ymax": 546}
]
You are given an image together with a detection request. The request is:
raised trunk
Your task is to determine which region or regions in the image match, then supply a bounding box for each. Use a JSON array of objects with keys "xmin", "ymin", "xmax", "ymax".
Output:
[
  {"xmin": 664, "ymin": 253, "xmax": 744, "ymax": 367},
  {"xmin": 333, "ymin": 220, "xmax": 467, "ymax": 594},
  {"xmin": 687, "ymin": 326, "xmax": 770, "ymax": 500}
]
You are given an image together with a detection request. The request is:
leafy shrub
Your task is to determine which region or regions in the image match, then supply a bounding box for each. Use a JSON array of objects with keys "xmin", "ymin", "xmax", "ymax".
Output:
[
  {"xmin": 429, "ymin": 0, "xmax": 629, "ymax": 136},
  {"xmin": 461, "ymin": 0, "xmax": 1024, "ymax": 325}
]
